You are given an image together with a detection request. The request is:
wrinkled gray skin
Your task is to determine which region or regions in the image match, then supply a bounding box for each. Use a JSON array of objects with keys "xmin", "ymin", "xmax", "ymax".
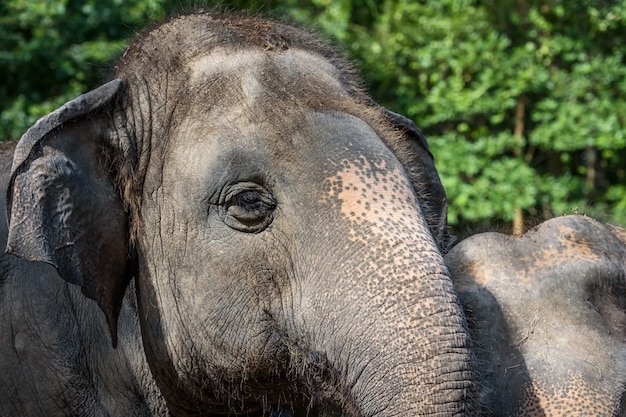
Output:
[
  {"xmin": 2, "ymin": 11, "xmax": 476, "ymax": 417},
  {"xmin": 0, "ymin": 141, "xmax": 168, "ymax": 416},
  {"xmin": 447, "ymin": 215, "xmax": 626, "ymax": 416}
]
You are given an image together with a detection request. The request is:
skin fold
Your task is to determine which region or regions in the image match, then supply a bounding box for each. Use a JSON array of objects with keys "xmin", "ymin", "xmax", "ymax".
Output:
[
  {"xmin": 2, "ymin": 11, "xmax": 476, "ymax": 417},
  {"xmin": 446, "ymin": 215, "xmax": 626, "ymax": 416}
]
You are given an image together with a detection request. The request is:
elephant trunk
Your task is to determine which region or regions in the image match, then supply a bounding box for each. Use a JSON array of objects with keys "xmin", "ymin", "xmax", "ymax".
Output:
[
  {"xmin": 358, "ymin": 278, "xmax": 473, "ymax": 416},
  {"xmin": 287, "ymin": 244, "xmax": 477, "ymax": 416},
  {"xmin": 273, "ymin": 152, "xmax": 479, "ymax": 416}
]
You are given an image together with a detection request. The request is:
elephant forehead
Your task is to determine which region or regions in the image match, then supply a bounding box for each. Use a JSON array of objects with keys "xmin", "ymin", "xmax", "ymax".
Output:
[
  {"xmin": 520, "ymin": 224, "xmax": 600, "ymax": 266},
  {"xmin": 456, "ymin": 225, "xmax": 602, "ymax": 289},
  {"xmin": 188, "ymin": 48, "xmax": 345, "ymax": 101},
  {"xmin": 498, "ymin": 227, "xmax": 601, "ymax": 288}
]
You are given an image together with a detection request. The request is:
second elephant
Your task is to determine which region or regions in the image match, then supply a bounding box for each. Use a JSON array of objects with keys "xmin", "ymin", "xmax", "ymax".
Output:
[{"xmin": 447, "ymin": 215, "xmax": 626, "ymax": 416}]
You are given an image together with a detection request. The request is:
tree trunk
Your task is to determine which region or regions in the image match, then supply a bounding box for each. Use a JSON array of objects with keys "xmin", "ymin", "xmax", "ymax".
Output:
[
  {"xmin": 585, "ymin": 145, "xmax": 597, "ymax": 198},
  {"xmin": 513, "ymin": 96, "xmax": 526, "ymax": 235}
]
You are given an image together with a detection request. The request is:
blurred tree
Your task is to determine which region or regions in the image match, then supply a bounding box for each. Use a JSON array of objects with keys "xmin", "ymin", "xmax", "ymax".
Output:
[
  {"xmin": 289, "ymin": 0, "xmax": 626, "ymax": 232},
  {"xmin": 1, "ymin": 0, "xmax": 624, "ymax": 231}
]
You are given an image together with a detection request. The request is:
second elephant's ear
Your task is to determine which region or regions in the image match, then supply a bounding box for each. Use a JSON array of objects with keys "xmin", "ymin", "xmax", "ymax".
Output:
[
  {"xmin": 6, "ymin": 79, "xmax": 130, "ymax": 347},
  {"xmin": 382, "ymin": 109, "xmax": 455, "ymax": 253}
]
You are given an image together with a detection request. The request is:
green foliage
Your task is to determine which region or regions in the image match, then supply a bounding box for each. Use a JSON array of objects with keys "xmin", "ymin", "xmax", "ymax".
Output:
[
  {"xmin": 1, "ymin": 0, "xmax": 625, "ymax": 230},
  {"xmin": 0, "ymin": 0, "xmax": 165, "ymax": 140},
  {"xmin": 288, "ymin": 0, "xmax": 626, "ymax": 230}
]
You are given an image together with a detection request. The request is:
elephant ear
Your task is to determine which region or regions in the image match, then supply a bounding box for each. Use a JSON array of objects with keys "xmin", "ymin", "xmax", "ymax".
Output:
[
  {"xmin": 382, "ymin": 109, "xmax": 455, "ymax": 253},
  {"xmin": 6, "ymin": 79, "xmax": 130, "ymax": 347}
]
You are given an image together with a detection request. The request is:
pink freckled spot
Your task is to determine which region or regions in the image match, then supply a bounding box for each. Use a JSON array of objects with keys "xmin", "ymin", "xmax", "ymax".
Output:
[{"xmin": 322, "ymin": 156, "xmax": 430, "ymax": 242}]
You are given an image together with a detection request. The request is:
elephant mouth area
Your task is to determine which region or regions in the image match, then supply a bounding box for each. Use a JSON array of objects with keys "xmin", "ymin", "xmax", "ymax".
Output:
[
  {"xmin": 164, "ymin": 375, "xmax": 353, "ymax": 417},
  {"xmin": 218, "ymin": 384, "xmax": 351, "ymax": 417},
  {"xmin": 165, "ymin": 396, "xmax": 347, "ymax": 417},
  {"xmin": 269, "ymin": 406, "xmax": 342, "ymax": 417},
  {"xmin": 232, "ymin": 388, "xmax": 349, "ymax": 417}
]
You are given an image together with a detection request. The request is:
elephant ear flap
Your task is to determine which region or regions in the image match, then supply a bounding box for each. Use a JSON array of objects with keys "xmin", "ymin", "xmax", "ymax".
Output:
[
  {"xmin": 6, "ymin": 79, "xmax": 130, "ymax": 347},
  {"xmin": 382, "ymin": 109, "xmax": 456, "ymax": 253}
]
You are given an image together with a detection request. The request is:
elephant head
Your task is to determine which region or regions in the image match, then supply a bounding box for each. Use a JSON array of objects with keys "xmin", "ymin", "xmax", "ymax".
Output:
[
  {"xmin": 6, "ymin": 11, "xmax": 475, "ymax": 416},
  {"xmin": 447, "ymin": 215, "xmax": 626, "ymax": 416}
]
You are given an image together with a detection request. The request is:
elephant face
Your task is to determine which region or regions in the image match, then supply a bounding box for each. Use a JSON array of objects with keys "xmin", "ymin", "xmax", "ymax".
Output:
[
  {"xmin": 6, "ymin": 12, "xmax": 475, "ymax": 416},
  {"xmin": 447, "ymin": 215, "xmax": 626, "ymax": 416}
]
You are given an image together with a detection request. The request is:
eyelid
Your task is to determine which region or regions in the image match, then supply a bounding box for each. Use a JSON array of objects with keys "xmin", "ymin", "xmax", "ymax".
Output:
[
  {"xmin": 220, "ymin": 182, "xmax": 266, "ymax": 204},
  {"xmin": 222, "ymin": 182, "xmax": 268, "ymax": 205},
  {"xmin": 217, "ymin": 181, "xmax": 277, "ymax": 233}
]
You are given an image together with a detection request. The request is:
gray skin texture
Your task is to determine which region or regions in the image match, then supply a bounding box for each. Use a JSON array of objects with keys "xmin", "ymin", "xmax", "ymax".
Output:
[
  {"xmin": 0, "ymin": 142, "xmax": 169, "ymax": 416},
  {"xmin": 3, "ymin": 11, "xmax": 476, "ymax": 417},
  {"xmin": 446, "ymin": 215, "xmax": 626, "ymax": 416}
]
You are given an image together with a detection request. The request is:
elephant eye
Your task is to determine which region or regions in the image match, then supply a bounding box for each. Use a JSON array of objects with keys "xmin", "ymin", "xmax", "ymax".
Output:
[{"xmin": 222, "ymin": 184, "xmax": 276, "ymax": 233}]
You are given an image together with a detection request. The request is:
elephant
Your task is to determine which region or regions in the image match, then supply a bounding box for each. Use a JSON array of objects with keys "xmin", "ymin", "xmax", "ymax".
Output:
[
  {"xmin": 1, "ymin": 10, "xmax": 478, "ymax": 417},
  {"xmin": 446, "ymin": 215, "xmax": 626, "ymax": 416},
  {"xmin": 0, "ymin": 139, "xmax": 169, "ymax": 415}
]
